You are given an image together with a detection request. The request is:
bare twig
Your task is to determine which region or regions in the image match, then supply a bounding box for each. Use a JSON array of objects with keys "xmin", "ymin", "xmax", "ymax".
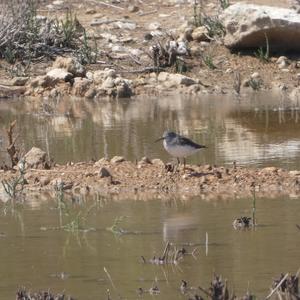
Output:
[
  {"xmin": 6, "ymin": 120, "xmax": 19, "ymax": 167},
  {"xmin": 120, "ymin": 66, "xmax": 165, "ymax": 74},
  {"xmin": 138, "ymin": 9, "xmax": 158, "ymax": 16},
  {"xmin": 198, "ymin": 285, "xmax": 212, "ymax": 297},
  {"xmin": 233, "ymin": 71, "xmax": 241, "ymax": 95},
  {"xmin": 128, "ymin": 54, "xmax": 142, "ymax": 66},
  {"xmin": 89, "ymin": 0, "xmax": 124, "ymax": 10},
  {"xmin": 265, "ymin": 273, "xmax": 289, "ymax": 300}
]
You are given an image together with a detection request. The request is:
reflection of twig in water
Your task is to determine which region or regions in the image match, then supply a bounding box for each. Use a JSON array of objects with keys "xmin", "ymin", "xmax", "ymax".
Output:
[
  {"xmin": 142, "ymin": 242, "xmax": 189, "ymax": 265},
  {"xmin": 192, "ymin": 247, "xmax": 200, "ymax": 259},
  {"xmin": 2, "ymin": 203, "xmax": 25, "ymax": 236},
  {"xmin": 104, "ymin": 267, "xmax": 117, "ymax": 291},
  {"xmin": 252, "ymin": 190, "xmax": 257, "ymax": 227},
  {"xmin": 41, "ymin": 183, "xmax": 96, "ymax": 233},
  {"xmin": 2, "ymin": 159, "xmax": 26, "ymax": 202},
  {"xmin": 233, "ymin": 71, "xmax": 241, "ymax": 96},
  {"xmin": 94, "ymin": 192, "xmax": 109, "ymax": 209},
  {"xmin": 161, "ymin": 267, "xmax": 169, "ymax": 285},
  {"xmin": 106, "ymin": 216, "xmax": 126, "ymax": 235},
  {"xmin": 206, "ymin": 232, "xmax": 208, "ymax": 256},
  {"xmin": 54, "ymin": 181, "xmax": 66, "ymax": 228}
]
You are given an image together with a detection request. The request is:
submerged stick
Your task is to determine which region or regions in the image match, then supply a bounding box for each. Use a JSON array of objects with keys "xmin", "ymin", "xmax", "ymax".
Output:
[
  {"xmin": 205, "ymin": 232, "xmax": 208, "ymax": 256},
  {"xmin": 198, "ymin": 285, "xmax": 211, "ymax": 297},
  {"xmin": 265, "ymin": 273, "xmax": 289, "ymax": 300},
  {"xmin": 252, "ymin": 190, "xmax": 256, "ymax": 227},
  {"xmin": 104, "ymin": 267, "xmax": 117, "ymax": 291},
  {"xmin": 161, "ymin": 242, "xmax": 170, "ymax": 261}
]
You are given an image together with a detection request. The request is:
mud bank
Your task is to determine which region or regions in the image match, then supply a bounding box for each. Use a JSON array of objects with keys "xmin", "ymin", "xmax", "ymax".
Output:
[{"xmin": 1, "ymin": 158, "xmax": 300, "ymax": 201}]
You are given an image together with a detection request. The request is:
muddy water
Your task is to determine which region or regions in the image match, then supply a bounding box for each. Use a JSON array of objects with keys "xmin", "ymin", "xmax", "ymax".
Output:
[
  {"xmin": 1, "ymin": 92, "xmax": 300, "ymax": 170},
  {"xmin": 0, "ymin": 194, "xmax": 300, "ymax": 299},
  {"xmin": 1, "ymin": 94, "xmax": 300, "ymax": 298}
]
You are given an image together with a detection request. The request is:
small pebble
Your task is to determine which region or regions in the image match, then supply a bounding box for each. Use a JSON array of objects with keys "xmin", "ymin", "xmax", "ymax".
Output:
[
  {"xmin": 40, "ymin": 176, "xmax": 50, "ymax": 186},
  {"xmin": 140, "ymin": 157, "xmax": 152, "ymax": 164},
  {"xmin": 86, "ymin": 8, "xmax": 96, "ymax": 14},
  {"xmin": 128, "ymin": 5, "xmax": 139, "ymax": 13},
  {"xmin": 111, "ymin": 156, "xmax": 125, "ymax": 164},
  {"xmin": 99, "ymin": 167, "xmax": 111, "ymax": 178},
  {"xmin": 151, "ymin": 158, "xmax": 164, "ymax": 166},
  {"xmin": 251, "ymin": 72, "xmax": 260, "ymax": 79}
]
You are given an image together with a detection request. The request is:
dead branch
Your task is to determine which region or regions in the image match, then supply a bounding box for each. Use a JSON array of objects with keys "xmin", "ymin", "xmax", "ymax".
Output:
[
  {"xmin": 6, "ymin": 120, "xmax": 19, "ymax": 167},
  {"xmin": 266, "ymin": 273, "xmax": 289, "ymax": 300},
  {"xmin": 138, "ymin": 9, "xmax": 158, "ymax": 16},
  {"xmin": 88, "ymin": 0, "xmax": 124, "ymax": 10},
  {"xmin": 120, "ymin": 66, "xmax": 165, "ymax": 74}
]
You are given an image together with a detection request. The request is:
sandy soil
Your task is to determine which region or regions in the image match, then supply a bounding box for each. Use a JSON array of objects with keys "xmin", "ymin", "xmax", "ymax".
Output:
[
  {"xmin": 0, "ymin": 0, "xmax": 298, "ymax": 97},
  {"xmin": 68, "ymin": 0, "xmax": 299, "ymax": 94},
  {"xmin": 1, "ymin": 158, "xmax": 300, "ymax": 201}
]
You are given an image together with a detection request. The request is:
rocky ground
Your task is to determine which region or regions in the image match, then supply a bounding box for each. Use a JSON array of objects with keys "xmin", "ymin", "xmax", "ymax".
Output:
[
  {"xmin": 1, "ymin": 147, "xmax": 300, "ymax": 201},
  {"xmin": 1, "ymin": 0, "xmax": 300, "ymax": 99}
]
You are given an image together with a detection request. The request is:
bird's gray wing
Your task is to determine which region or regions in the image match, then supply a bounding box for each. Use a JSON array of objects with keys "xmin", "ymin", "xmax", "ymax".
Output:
[{"xmin": 178, "ymin": 136, "xmax": 206, "ymax": 149}]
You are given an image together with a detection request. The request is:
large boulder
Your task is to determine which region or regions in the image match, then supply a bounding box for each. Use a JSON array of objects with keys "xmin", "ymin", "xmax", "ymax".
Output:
[
  {"xmin": 46, "ymin": 68, "xmax": 73, "ymax": 82},
  {"xmin": 72, "ymin": 77, "xmax": 91, "ymax": 96},
  {"xmin": 115, "ymin": 80, "xmax": 132, "ymax": 98},
  {"xmin": 24, "ymin": 147, "xmax": 47, "ymax": 168},
  {"xmin": 158, "ymin": 72, "xmax": 197, "ymax": 87},
  {"xmin": 91, "ymin": 69, "xmax": 133, "ymax": 98},
  {"xmin": 93, "ymin": 69, "xmax": 117, "ymax": 85},
  {"xmin": 221, "ymin": 3, "xmax": 300, "ymax": 50},
  {"xmin": 192, "ymin": 26, "xmax": 210, "ymax": 42},
  {"xmin": 52, "ymin": 56, "xmax": 86, "ymax": 77}
]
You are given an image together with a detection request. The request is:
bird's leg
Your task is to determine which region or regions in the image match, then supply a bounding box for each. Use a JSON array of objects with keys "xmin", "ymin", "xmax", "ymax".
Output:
[
  {"xmin": 183, "ymin": 157, "xmax": 186, "ymax": 170},
  {"xmin": 173, "ymin": 157, "xmax": 180, "ymax": 172}
]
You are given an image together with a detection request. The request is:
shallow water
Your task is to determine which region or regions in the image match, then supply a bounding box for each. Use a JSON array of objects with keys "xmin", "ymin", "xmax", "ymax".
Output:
[
  {"xmin": 0, "ymin": 194, "xmax": 300, "ymax": 299},
  {"xmin": 1, "ymin": 92, "xmax": 300, "ymax": 169},
  {"xmin": 1, "ymin": 94, "xmax": 300, "ymax": 298}
]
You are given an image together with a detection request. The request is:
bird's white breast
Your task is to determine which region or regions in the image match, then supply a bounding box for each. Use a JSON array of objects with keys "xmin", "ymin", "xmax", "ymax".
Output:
[{"xmin": 163, "ymin": 140, "xmax": 200, "ymax": 158}]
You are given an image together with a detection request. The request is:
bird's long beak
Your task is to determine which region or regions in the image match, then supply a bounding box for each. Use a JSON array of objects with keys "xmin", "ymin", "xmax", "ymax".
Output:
[{"xmin": 154, "ymin": 137, "xmax": 164, "ymax": 143}]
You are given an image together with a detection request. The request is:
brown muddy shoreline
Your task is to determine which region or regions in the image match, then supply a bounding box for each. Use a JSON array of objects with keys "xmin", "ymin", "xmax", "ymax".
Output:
[{"xmin": 1, "ymin": 157, "xmax": 300, "ymax": 201}]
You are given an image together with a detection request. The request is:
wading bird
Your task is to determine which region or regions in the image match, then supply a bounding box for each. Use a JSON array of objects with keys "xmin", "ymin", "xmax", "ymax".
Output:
[{"xmin": 155, "ymin": 130, "xmax": 206, "ymax": 169}]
